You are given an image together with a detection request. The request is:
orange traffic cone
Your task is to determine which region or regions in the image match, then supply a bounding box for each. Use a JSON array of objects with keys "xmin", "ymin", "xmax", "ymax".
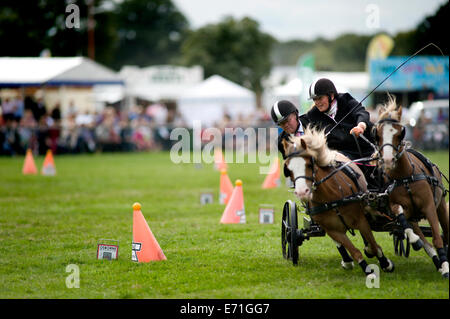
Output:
[
  {"xmin": 220, "ymin": 169, "xmax": 234, "ymax": 205},
  {"xmin": 132, "ymin": 203, "xmax": 166, "ymax": 262},
  {"xmin": 220, "ymin": 180, "xmax": 246, "ymax": 224},
  {"xmin": 262, "ymin": 157, "xmax": 281, "ymax": 189},
  {"xmin": 41, "ymin": 149, "xmax": 56, "ymax": 176},
  {"xmin": 214, "ymin": 148, "xmax": 227, "ymax": 171},
  {"xmin": 22, "ymin": 149, "xmax": 37, "ymax": 175}
]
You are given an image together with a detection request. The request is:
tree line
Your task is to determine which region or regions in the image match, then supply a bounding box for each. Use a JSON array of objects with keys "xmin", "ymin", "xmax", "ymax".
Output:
[{"xmin": 0, "ymin": 0, "xmax": 447, "ymax": 105}]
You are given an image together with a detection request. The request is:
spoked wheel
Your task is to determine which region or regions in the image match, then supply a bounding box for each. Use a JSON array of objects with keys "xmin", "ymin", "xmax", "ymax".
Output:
[
  {"xmin": 281, "ymin": 200, "xmax": 299, "ymax": 265},
  {"xmin": 281, "ymin": 202, "xmax": 290, "ymax": 260},
  {"xmin": 393, "ymin": 232, "xmax": 410, "ymax": 257}
]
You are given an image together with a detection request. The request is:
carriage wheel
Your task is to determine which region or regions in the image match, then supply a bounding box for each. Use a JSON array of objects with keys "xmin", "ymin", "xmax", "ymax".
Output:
[
  {"xmin": 393, "ymin": 233, "xmax": 410, "ymax": 257},
  {"xmin": 281, "ymin": 200, "xmax": 299, "ymax": 265},
  {"xmin": 289, "ymin": 201, "xmax": 299, "ymax": 265},
  {"xmin": 281, "ymin": 202, "xmax": 290, "ymax": 260}
]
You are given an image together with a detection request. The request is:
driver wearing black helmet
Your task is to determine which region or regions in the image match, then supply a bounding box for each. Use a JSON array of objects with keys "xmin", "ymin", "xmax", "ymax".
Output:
[
  {"xmin": 306, "ymin": 78, "xmax": 375, "ymax": 161},
  {"xmin": 271, "ymin": 79, "xmax": 379, "ymax": 188},
  {"xmin": 271, "ymin": 100, "xmax": 309, "ymax": 160},
  {"xmin": 306, "ymin": 78, "xmax": 379, "ymax": 188}
]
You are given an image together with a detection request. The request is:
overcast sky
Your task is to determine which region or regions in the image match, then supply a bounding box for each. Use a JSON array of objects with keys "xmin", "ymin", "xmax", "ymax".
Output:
[{"xmin": 172, "ymin": 0, "xmax": 447, "ymax": 41}]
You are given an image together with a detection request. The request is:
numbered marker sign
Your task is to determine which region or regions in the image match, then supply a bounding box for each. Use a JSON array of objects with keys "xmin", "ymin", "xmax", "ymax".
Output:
[
  {"xmin": 200, "ymin": 192, "xmax": 214, "ymax": 205},
  {"xmin": 237, "ymin": 209, "xmax": 246, "ymax": 224},
  {"xmin": 259, "ymin": 207, "xmax": 274, "ymax": 224},
  {"xmin": 97, "ymin": 240, "xmax": 119, "ymax": 260},
  {"xmin": 131, "ymin": 242, "xmax": 141, "ymax": 262}
]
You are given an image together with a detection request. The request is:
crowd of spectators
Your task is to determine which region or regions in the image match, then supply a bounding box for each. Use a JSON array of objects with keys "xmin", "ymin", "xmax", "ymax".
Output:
[
  {"xmin": 4, "ymin": 95, "xmax": 445, "ymax": 157},
  {"xmin": 407, "ymin": 107, "xmax": 449, "ymax": 150},
  {"xmin": 1, "ymin": 96, "xmax": 273, "ymax": 156}
]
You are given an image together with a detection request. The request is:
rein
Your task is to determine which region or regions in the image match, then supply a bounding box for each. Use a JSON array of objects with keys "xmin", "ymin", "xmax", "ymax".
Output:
[
  {"xmin": 314, "ymin": 156, "xmax": 375, "ymax": 188},
  {"xmin": 287, "ymin": 150, "xmax": 376, "ymax": 191}
]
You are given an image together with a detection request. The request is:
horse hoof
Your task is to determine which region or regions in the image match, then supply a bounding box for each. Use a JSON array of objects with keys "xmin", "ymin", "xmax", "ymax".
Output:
[
  {"xmin": 439, "ymin": 261, "xmax": 449, "ymax": 279},
  {"xmin": 382, "ymin": 259, "xmax": 395, "ymax": 273},
  {"xmin": 341, "ymin": 260, "xmax": 354, "ymax": 270},
  {"xmin": 412, "ymin": 239, "xmax": 423, "ymax": 251}
]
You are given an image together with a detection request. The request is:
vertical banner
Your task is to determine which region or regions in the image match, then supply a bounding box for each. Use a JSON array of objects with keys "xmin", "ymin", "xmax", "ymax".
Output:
[
  {"xmin": 365, "ymin": 33, "xmax": 394, "ymax": 71},
  {"xmin": 365, "ymin": 34, "xmax": 394, "ymax": 108},
  {"xmin": 297, "ymin": 53, "xmax": 315, "ymax": 114}
]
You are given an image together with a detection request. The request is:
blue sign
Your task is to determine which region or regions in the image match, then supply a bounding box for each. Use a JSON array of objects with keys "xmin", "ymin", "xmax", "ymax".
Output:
[{"xmin": 369, "ymin": 56, "xmax": 449, "ymax": 95}]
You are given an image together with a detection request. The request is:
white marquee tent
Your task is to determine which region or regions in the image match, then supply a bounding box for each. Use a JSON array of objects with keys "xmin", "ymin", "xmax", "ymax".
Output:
[
  {"xmin": 0, "ymin": 57, "xmax": 124, "ymax": 113},
  {"xmin": 177, "ymin": 75, "xmax": 256, "ymax": 127},
  {"xmin": 0, "ymin": 57, "xmax": 123, "ymax": 87}
]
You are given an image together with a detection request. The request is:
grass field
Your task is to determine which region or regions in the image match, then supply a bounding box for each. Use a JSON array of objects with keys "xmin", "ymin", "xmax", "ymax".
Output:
[{"xmin": 0, "ymin": 150, "xmax": 448, "ymax": 299}]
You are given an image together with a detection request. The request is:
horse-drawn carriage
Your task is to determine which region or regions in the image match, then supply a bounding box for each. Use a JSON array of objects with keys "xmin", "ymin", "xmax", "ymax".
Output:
[
  {"xmin": 280, "ymin": 99, "xmax": 449, "ymax": 278},
  {"xmin": 281, "ymin": 186, "xmax": 433, "ymax": 265}
]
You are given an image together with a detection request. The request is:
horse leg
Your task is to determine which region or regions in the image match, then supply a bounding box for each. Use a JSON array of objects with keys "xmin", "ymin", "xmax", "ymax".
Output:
[
  {"xmin": 361, "ymin": 235, "xmax": 378, "ymax": 259},
  {"xmin": 422, "ymin": 201, "xmax": 449, "ymax": 278},
  {"xmin": 326, "ymin": 230, "xmax": 373, "ymax": 277},
  {"xmin": 436, "ymin": 199, "xmax": 449, "ymax": 249},
  {"xmin": 411, "ymin": 222, "xmax": 440, "ymax": 270},
  {"xmin": 357, "ymin": 217, "xmax": 395, "ymax": 273},
  {"xmin": 392, "ymin": 204, "xmax": 423, "ymax": 250},
  {"xmin": 332, "ymin": 239, "xmax": 354, "ymax": 269}
]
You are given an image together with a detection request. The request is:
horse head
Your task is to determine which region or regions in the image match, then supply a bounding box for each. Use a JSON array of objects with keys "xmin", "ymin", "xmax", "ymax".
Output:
[
  {"xmin": 282, "ymin": 127, "xmax": 336, "ymax": 201},
  {"xmin": 372, "ymin": 95, "xmax": 406, "ymax": 172}
]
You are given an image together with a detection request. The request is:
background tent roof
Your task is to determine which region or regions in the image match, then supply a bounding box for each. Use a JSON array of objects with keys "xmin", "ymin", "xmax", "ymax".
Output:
[
  {"xmin": 0, "ymin": 57, "xmax": 124, "ymax": 87},
  {"xmin": 180, "ymin": 75, "xmax": 254, "ymax": 100},
  {"xmin": 119, "ymin": 64, "xmax": 203, "ymax": 101},
  {"xmin": 177, "ymin": 75, "xmax": 256, "ymax": 127},
  {"xmin": 273, "ymin": 78, "xmax": 303, "ymax": 96}
]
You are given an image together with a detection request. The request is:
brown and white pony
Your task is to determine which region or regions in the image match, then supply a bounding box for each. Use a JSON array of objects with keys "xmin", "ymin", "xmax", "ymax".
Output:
[
  {"xmin": 373, "ymin": 96, "xmax": 449, "ymax": 278},
  {"xmin": 282, "ymin": 127, "xmax": 394, "ymax": 278}
]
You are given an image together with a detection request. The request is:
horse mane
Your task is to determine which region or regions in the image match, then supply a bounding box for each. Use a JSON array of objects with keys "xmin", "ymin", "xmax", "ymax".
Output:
[
  {"xmin": 289, "ymin": 126, "xmax": 338, "ymax": 166},
  {"xmin": 378, "ymin": 94, "xmax": 401, "ymax": 121}
]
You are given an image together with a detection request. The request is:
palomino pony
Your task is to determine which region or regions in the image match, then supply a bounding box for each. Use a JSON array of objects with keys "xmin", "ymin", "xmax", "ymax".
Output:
[
  {"xmin": 373, "ymin": 97, "xmax": 449, "ymax": 278},
  {"xmin": 282, "ymin": 127, "xmax": 394, "ymax": 278}
]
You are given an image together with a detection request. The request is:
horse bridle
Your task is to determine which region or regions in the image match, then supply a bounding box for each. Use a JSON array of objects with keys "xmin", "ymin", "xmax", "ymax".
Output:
[
  {"xmin": 372, "ymin": 118, "xmax": 406, "ymax": 164},
  {"xmin": 285, "ymin": 150, "xmax": 318, "ymax": 191}
]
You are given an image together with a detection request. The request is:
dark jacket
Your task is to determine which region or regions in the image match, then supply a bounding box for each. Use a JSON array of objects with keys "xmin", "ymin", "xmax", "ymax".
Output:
[
  {"xmin": 277, "ymin": 93, "xmax": 375, "ymax": 177},
  {"xmin": 303, "ymin": 93, "xmax": 375, "ymax": 160}
]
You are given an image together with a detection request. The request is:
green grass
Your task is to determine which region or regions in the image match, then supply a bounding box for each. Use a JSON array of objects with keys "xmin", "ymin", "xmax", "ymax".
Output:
[{"xmin": 0, "ymin": 150, "xmax": 448, "ymax": 299}]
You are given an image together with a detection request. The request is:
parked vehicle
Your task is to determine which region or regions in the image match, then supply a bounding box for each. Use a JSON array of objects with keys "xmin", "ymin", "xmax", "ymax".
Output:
[{"xmin": 404, "ymin": 99, "xmax": 449, "ymax": 150}]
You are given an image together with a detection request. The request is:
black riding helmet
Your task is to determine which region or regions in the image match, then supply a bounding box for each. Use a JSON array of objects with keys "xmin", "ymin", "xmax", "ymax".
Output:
[
  {"xmin": 271, "ymin": 100, "xmax": 298, "ymax": 125},
  {"xmin": 309, "ymin": 78, "xmax": 338, "ymax": 101}
]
